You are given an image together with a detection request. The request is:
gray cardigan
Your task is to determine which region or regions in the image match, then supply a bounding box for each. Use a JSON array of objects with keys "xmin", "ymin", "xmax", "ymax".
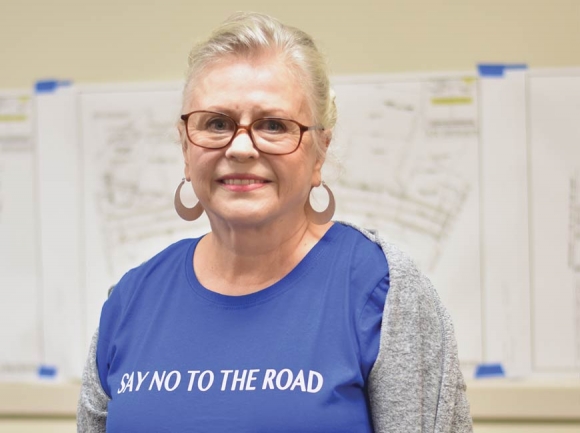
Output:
[{"xmin": 78, "ymin": 224, "xmax": 473, "ymax": 432}]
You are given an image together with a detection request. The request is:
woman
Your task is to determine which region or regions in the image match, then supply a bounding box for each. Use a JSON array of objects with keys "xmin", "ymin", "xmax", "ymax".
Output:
[{"xmin": 78, "ymin": 12, "xmax": 472, "ymax": 433}]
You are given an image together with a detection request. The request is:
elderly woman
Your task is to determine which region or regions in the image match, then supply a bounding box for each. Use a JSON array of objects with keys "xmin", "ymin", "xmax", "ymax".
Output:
[{"xmin": 78, "ymin": 12, "xmax": 472, "ymax": 433}]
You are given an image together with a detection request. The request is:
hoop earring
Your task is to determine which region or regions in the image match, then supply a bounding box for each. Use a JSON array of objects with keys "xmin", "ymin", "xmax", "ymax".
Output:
[
  {"xmin": 174, "ymin": 178, "xmax": 204, "ymax": 221},
  {"xmin": 304, "ymin": 181, "xmax": 335, "ymax": 225}
]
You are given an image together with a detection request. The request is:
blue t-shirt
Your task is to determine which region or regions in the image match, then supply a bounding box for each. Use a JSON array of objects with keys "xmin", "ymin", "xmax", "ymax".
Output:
[{"xmin": 97, "ymin": 223, "xmax": 389, "ymax": 432}]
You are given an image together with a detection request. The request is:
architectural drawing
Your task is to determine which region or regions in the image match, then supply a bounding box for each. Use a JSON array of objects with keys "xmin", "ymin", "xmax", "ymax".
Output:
[
  {"xmin": 331, "ymin": 77, "xmax": 481, "ymax": 363},
  {"xmin": 0, "ymin": 94, "xmax": 32, "ymax": 149},
  {"xmin": 83, "ymin": 98, "xmax": 210, "ymax": 282},
  {"xmin": 0, "ymin": 93, "xmax": 32, "ymax": 217},
  {"xmin": 424, "ymin": 78, "xmax": 478, "ymax": 136},
  {"xmin": 0, "ymin": 91, "xmax": 40, "ymax": 377},
  {"xmin": 529, "ymin": 74, "xmax": 580, "ymax": 372},
  {"xmin": 333, "ymin": 78, "xmax": 478, "ymax": 271}
]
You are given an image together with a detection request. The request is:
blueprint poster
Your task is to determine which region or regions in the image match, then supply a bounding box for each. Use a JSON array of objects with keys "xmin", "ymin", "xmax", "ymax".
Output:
[{"xmin": 331, "ymin": 76, "xmax": 481, "ymax": 363}]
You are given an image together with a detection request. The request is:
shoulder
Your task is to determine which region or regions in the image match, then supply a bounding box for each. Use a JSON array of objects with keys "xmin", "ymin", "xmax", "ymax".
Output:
[
  {"xmin": 336, "ymin": 221, "xmax": 432, "ymax": 300},
  {"xmin": 108, "ymin": 237, "xmax": 198, "ymax": 302},
  {"xmin": 328, "ymin": 222, "xmax": 391, "ymax": 329},
  {"xmin": 97, "ymin": 237, "xmax": 200, "ymax": 378},
  {"xmin": 325, "ymin": 223, "xmax": 390, "ymax": 304},
  {"xmin": 337, "ymin": 221, "xmax": 446, "ymax": 346},
  {"xmin": 328, "ymin": 222, "xmax": 390, "ymax": 271},
  {"xmin": 99, "ymin": 237, "xmax": 199, "ymax": 343}
]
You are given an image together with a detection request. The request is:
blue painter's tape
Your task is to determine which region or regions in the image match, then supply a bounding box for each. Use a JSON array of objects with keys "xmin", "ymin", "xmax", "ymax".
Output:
[
  {"xmin": 505, "ymin": 64, "xmax": 528, "ymax": 71},
  {"xmin": 475, "ymin": 363, "xmax": 505, "ymax": 378},
  {"xmin": 478, "ymin": 64, "xmax": 506, "ymax": 77},
  {"xmin": 38, "ymin": 365, "xmax": 58, "ymax": 378},
  {"xmin": 35, "ymin": 80, "xmax": 72, "ymax": 93},
  {"xmin": 478, "ymin": 64, "xmax": 528, "ymax": 77},
  {"xmin": 35, "ymin": 80, "xmax": 58, "ymax": 93}
]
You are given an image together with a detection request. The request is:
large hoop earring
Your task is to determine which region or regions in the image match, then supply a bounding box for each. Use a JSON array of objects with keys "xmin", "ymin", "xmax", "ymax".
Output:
[
  {"xmin": 174, "ymin": 178, "xmax": 204, "ymax": 221},
  {"xmin": 304, "ymin": 181, "xmax": 335, "ymax": 225}
]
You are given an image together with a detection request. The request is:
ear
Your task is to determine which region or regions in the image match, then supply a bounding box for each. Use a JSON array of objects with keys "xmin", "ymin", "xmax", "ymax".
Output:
[
  {"xmin": 178, "ymin": 122, "xmax": 190, "ymax": 180},
  {"xmin": 311, "ymin": 131, "xmax": 331, "ymax": 187},
  {"xmin": 322, "ymin": 129, "xmax": 332, "ymax": 149}
]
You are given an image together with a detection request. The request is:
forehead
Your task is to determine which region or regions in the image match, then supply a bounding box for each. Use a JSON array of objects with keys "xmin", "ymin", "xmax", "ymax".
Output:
[{"xmin": 183, "ymin": 56, "xmax": 310, "ymax": 118}]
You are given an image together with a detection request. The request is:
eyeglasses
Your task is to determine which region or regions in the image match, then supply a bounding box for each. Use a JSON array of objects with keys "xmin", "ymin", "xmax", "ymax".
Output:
[{"xmin": 180, "ymin": 110, "xmax": 323, "ymax": 155}]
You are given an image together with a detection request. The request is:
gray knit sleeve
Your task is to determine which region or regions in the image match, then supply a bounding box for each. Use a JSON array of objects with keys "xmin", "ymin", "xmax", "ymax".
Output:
[
  {"xmin": 77, "ymin": 329, "xmax": 109, "ymax": 432},
  {"xmin": 368, "ymin": 242, "xmax": 473, "ymax": 432}
]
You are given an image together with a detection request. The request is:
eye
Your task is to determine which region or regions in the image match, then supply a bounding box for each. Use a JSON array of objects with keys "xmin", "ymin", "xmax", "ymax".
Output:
[
  {"xmin": 254, "ymin": 119, "xmax": 288, "ymax": 134},
  {"xmin": 205, "ymin": 116, "xmax": 234, "ymax": 132}
]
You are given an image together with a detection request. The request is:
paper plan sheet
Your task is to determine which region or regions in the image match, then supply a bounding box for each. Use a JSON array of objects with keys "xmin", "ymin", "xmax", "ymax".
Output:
[
  {"xmin": 529, "ymin": 73, "xmax": 580, "ymax": 372},
  {"xmin": 331, "ymin": 76, "xmax": 482, "ymax": 364},
  {"xmin": 0, "ymin": 91, "xmax": 41, "ymax": 379},
  {"xmin": 0, "ymin": 92, "xmax": 32, "ymax": 150},
  {"xmin": 479, "ymin": 69, "xmax": 531, "ymax": 377}
]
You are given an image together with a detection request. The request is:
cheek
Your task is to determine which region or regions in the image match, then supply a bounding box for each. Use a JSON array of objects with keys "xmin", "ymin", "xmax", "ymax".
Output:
[
  {"xmin": 188, "ymin": 166, "xmax": 211, "ymax": 202},
  {"xmin": 186, "ymin": 149, "xmax": 219, "ymax": 189},
  {"xmin": 275, "ymin": 155, "xmax": 318, "ymax": 194}
]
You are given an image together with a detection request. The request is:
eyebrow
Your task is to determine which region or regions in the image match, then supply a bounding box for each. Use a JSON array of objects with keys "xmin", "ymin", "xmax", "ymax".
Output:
[{"xmin": 203, "ymin": 106, "xmax": 293, "ymax": 119}]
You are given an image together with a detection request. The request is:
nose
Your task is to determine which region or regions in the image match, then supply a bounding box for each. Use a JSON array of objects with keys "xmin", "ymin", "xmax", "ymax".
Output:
[{"xmin": 225, "ymin": 126, "xmax": 259, "ymax": 161}]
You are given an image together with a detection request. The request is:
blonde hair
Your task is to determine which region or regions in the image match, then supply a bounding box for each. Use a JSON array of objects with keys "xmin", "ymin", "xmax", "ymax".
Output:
[{"xmin": 183, "ymin": 12, "xmax": 337, "ymax": 155}]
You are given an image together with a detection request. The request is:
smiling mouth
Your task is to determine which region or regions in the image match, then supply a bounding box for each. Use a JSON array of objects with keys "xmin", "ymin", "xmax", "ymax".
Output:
[{"xmin": 221, "ymin": 179, "xmax": 268, "ymax": 185}]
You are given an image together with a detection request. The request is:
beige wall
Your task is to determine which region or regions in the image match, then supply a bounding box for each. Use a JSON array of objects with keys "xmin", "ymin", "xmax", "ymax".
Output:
[{"xmin": 1, "ymin": 0, "xmax": 579, "ymax": 88}]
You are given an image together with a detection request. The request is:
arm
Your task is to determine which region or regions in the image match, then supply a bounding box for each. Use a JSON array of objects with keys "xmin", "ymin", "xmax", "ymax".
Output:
[
  {"xmin": 77, "ymin": 329, "xmax": 109, "ymax": 433},
  {"xmin": 366, "ymin": 240, "xmax": 473, "ymax": 433},
  {"xmin": 433, "ymin": 297, "xmax": 473, "ymax": 433}
]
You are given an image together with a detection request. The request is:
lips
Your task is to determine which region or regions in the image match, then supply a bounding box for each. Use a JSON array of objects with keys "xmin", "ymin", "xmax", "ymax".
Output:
[
  {"xmin": 218, "ymin": 174, "xmax": 270, "ymax": 184},
  {"xmin": 221, "ymin": 179, "xmax": 266, "ymax": 185},
  {"xmin": 217, "ymin": 174, "xmax": 271, "ymax": 191}
]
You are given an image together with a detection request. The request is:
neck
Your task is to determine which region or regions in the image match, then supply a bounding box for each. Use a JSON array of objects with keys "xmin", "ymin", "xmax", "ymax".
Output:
[{"xmin": 194, "ymin": 216, "xmax": 332, "ymax": 296}]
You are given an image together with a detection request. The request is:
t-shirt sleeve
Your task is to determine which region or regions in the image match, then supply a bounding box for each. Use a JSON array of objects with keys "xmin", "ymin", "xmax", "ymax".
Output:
[{"xmin": 358, "ymin": 269, "xmax": 390, "ymax": 380}]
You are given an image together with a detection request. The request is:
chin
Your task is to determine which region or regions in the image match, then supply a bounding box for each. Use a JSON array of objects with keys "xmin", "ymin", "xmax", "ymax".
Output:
[{"xmin": 211, "ymin": 206, "xmax": 275, "ymax": 228}]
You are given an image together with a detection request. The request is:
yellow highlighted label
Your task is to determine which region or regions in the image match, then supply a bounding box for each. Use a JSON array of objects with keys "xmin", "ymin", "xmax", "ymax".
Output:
[
  {"xmin": 0, "ymin": 115, "xmax": 28, "ymax": 122},
  {"xmin": 431, "ymin": 97, "xmax": 473, "ymax": 105}
]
